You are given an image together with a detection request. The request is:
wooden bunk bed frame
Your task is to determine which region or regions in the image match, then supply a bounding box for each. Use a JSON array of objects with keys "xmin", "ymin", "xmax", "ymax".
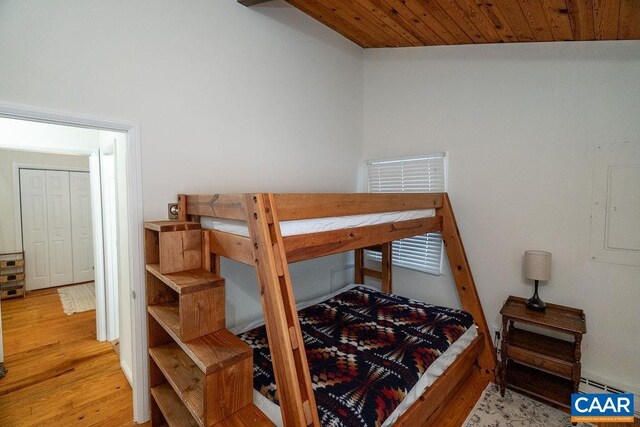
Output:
[{"xmin": 147, "ymin": 192, "xmax": 497, "ymax": 426}]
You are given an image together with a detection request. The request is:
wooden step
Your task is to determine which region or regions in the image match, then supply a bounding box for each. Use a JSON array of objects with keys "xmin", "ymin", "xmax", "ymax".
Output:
[
  {"xmin": 147, "ymin": 264, "xmax": 224, "ymax": 295},
  {"xmin": 150, "ymin": 343, "xmax": 205, "ymax": 426},
  {"xmin": 145, "ymin": 221, "xmax": 202, "ymax": 274},
  {"xmin": 149, "ymin": 304, "xmax": 252, "ymax": 375},
  {"xmin": 151, "ymin": 383, "xmax": 200, "ymax": 427},
  {"xmin": 145, "ymin": 221, "xmax": 201, "ymax": 232},
  {"xmin": 213, "ymin": 404, "xmax": 275, "ymax": 427},
  {"xmin": 146, "ymin": 265, "xmax": 225, "ymax": 341}
]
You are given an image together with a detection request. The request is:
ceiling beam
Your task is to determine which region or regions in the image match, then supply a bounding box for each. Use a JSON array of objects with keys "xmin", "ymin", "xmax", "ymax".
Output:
[{"xmin": 238, "ymin": 0, "xmax": 274, "ymax": 6}]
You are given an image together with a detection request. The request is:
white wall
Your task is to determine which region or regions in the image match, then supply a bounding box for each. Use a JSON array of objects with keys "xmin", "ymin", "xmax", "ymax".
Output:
[
  {"xmin": 363, "ymin": 41, "xmax": 640, "ymax": 391},
  {"xmin": 0, "ymin": 148, "xmax": 90, "ymax": 253},
  {"xmin": 0, "ymin": 1, "xmax": 363, "ymax": 326}
]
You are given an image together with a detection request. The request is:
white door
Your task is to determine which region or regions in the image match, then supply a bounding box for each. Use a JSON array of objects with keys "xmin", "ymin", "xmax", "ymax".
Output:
[
  {"xmin": 45, "ymin": 170, "xmax": 74, "ymax": 287},
  {"xmin": 70, "ymin": 172, "xmax": 94, "ymax": 283},
  {"xmin": 20, "ymin": 169, "xmax": 50, "ymax": 290}
]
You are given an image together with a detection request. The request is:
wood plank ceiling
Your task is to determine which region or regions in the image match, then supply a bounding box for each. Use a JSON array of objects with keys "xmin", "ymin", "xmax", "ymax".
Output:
[{"xmin": 240, "ymin": 0, "xmax": 640, "ymax": 48}]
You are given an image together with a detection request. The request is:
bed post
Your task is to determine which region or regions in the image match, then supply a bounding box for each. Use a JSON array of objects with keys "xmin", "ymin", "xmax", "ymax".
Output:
[
  {"xmin": 245, "ymin": 193, "xmax": 320, "ymax": 427},
  {"xmin": 381, "ymin": 242, "xmax": 392, "ymax": 293},
  {"xmin": 437, "ymin": 194, "xmax": 497, "ymax": 379},
  {"xmin": 177, "ymin": 193, "xmax": 187, "ymax": 221},
  {"xmin": 354, "ymin": 249, "xmax": 364, "ymax": 283}
]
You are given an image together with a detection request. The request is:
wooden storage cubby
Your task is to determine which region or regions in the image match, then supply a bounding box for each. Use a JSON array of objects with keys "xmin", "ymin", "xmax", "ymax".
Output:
[
  {"xmin": 0, "ymin": 252, "xmax": 25, "ymax": 300},
  {"xmin": 145, "ymin": 220, "xmax": 265, "ymax": 427}
]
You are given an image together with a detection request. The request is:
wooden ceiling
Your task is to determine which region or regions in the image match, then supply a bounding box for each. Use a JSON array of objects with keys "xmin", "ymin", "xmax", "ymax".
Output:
[{"xmin": 240, "ymin": 0, "xmax": 640, "ymax": 48}]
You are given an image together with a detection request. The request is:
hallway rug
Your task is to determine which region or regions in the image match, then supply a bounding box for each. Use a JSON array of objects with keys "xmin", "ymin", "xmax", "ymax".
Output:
[
  {"xmin": 58, "ymin": 282, "xmax": 95, "ymax": 315},
  {"xmin": 464, "ymin": 383, "xmax": 593, "ymax": 427}
]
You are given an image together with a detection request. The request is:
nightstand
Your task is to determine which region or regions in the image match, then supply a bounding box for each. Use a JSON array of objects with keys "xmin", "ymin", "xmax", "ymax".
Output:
[{"xmin": 499, "ymin": 296, "xmax": 586, "ymax": 410}]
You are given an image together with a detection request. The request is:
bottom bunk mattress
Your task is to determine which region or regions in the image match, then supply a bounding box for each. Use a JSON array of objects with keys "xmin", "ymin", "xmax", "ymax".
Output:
[{"xmin": 235, "ymin": 285, "xmax": 477, "ymax": 427}]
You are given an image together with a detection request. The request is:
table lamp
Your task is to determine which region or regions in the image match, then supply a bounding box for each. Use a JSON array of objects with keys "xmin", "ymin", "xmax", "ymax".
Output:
[{"xmin": 524, "ymin": 250, "xmax": 551, "ymax": 311}]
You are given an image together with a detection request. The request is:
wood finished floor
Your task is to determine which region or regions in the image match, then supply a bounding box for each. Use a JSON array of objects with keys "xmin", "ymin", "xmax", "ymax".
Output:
[{"xmin": 0, "ymin": 288, "xmax": 136, "ymax": 426}]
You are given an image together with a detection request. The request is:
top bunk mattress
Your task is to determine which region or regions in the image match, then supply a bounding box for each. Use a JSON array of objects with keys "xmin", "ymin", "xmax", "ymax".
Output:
[{"xmin": 200, "ymin": 208, "xmax": 436, "ymax": 237}]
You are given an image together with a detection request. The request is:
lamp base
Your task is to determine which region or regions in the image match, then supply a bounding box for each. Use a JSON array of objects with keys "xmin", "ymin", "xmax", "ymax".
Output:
[{"xmin": 526, "ymin": 294, "xmax": 546, "ymax": 311}]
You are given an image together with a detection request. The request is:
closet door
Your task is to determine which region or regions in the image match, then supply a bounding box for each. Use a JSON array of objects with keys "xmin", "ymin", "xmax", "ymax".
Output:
[
  {"xmin": 45, "ymin": 170, "xmax": 74, "ymax": 287},
  {"xmin": 20, "ymin": 169, "xmax": 50, "ymax": 290},
  {"xmin": 70, "ymin": 172, "xmax": 94, "ymax": 283}
]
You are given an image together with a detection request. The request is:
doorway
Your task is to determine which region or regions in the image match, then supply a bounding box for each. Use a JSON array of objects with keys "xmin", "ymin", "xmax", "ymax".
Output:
[{"xmin": 0, "ymin": 102, "xmax": 147, "ymax": 423}]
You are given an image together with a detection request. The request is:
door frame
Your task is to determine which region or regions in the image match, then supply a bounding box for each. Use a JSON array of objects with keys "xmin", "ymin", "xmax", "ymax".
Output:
[{"xmin": 0, "ymin": 100, "xmax": 148, "ymax": 423}]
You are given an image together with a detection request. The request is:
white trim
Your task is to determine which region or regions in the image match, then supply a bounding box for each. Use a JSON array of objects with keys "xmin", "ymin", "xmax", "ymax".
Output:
[
  {"xmin": 121, "ymin": 358, "xmax": 134, "ymax": 388},
  {"xmin": 89, "ymin": 153, "xmax": 107, "ymax": 342},
  {"xmin": 0, "ymin": 100, "xmax": 148, "ymax": 423}
]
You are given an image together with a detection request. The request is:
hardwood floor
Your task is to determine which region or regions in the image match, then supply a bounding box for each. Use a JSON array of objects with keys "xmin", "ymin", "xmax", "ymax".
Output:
[{"xmin": 0, "ymin": 288, "xmax": 136, "ymax": 426}]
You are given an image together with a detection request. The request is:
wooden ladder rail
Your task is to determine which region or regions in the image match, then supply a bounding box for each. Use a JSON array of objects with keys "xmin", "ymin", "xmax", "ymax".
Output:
[
  {"xmin": 245, "ymin": 193, "xmax": 320, "ymax": 427},
  {"xmin": 354, "ymin": 243, "xmax": 392, "ymax": 293},
  {"xmin": 437, "ymin": 194, "xmax": 497, "ymax": 378}
]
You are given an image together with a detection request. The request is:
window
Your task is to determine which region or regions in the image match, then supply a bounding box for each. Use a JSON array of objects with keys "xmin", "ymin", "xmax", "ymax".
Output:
[{"xmin": 367, "ymin": 154, "xmax": 447, "ymax": 275}]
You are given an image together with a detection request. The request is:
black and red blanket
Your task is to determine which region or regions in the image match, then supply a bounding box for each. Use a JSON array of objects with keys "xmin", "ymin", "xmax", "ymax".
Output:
[{"xmin": 238, "ymin": 286, "xmax": 474, "ymax": 427}]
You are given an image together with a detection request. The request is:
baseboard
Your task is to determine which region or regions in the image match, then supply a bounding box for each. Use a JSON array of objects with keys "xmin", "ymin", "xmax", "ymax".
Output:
[
  {"xmin": 580, "ymin": 371, "xmax": 640, "ymax": 418},
  {"xmin": 121, "ymin": 359, "xmax": 133, "ymax": 387}
]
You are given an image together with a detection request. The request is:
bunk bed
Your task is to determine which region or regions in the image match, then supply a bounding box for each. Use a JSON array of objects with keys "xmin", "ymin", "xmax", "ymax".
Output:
[{"xmin": 144, "ymin": 193, "xmax": 497, "ymax": 427}]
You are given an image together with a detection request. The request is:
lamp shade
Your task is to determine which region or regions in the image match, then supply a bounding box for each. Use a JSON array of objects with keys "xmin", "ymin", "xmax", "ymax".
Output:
[{"xmin": 524, "ymin": 250, "xmax": 552, "ymax": 281}]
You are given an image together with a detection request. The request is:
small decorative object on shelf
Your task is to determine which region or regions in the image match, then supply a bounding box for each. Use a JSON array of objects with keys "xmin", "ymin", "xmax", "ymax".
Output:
[
  {"xmin": 499, "ymin": 296, "xmax": 586, "ymax": 410},
  {"xmin": 0, "ymin": 252, "xmax": 25, "ymax": 300},
  {"xmin": 524, "ymin": 250, "xmax": 551, "ymax": 311}
]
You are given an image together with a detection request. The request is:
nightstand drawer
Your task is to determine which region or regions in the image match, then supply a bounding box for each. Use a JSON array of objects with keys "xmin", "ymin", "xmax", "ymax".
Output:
[
  {"xmin": 505, "ymin": 327, "xmax": 575, "ymax": 378},
  {"xmin": 506, "ymin": 345, "xmax": 574, "ymax": 378}
]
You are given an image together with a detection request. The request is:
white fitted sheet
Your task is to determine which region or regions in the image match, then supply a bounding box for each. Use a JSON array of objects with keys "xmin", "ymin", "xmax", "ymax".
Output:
[
  {"xmin": 200, "ymin": 209, "xmax": 435, "ymax": 237},
  {"xmin": 230, "ymin": 284, "xmax": 478, "ymax": 427}
]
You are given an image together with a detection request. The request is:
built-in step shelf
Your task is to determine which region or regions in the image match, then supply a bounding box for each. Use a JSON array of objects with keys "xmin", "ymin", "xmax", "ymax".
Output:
[
  {"xmin": 149, "ymin": 305, "xmax": 251, "ymax": 375},
  {"xmin": 150, "ymin": 343, "xmax": 205, "ymax": 426},
  {"xmin": 145, "ymin": 221, "xmax": 202, "ymax": 274},
  {"xmin": 146, "ymin": 265, "xmax": 225, "ymax": 342},
  {"xmin": 145, "ymin": 218, "xmax": 259, "ymax": 426},
  {"xmin": 212, "ymin": 404, "xmax": 275, "ymax": 427},
  {"xmin": 146, "ymin": 264, "xmax": 224, "ymax": 295},
  {"xmin": 151, "ymin": 383, "xmax": 200, "ymax": 427},
  {"xmin": 149, "ymin": 322, "xmax": 253, "ymax": 426}
]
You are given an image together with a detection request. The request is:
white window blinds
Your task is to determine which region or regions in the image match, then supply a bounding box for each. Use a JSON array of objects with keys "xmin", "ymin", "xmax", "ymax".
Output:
[{"xmin": 367, "ymin": 154, "xmax": 447, "ymax": 275}]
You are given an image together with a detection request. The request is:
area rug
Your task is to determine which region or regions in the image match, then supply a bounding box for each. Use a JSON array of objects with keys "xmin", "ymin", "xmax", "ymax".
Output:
[
  {"xmin": 58, "ymin": 282, "xmax": 96, "ymax": 315},
  {"xmin": 464, "ymin": 383, "xmax": 593, "ymax": 427}
]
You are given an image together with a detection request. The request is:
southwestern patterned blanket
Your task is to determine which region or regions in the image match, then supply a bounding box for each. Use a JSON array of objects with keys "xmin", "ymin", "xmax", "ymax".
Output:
[{"xmin": 238, "ymin": 286, "xmax": 475, "ymax": 427}]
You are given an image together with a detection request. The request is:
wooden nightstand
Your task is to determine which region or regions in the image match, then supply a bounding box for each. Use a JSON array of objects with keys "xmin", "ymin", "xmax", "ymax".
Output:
[{"xmin": 499, "ymin": 296, "xmax": 586, "ymax": 410}]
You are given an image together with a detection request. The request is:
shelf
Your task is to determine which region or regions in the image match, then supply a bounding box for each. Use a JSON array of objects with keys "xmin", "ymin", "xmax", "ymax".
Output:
[
  {"xmin": 505, "ymin": 361, "xmax": 572, "ymax": 408},
  {"xmin": 147, "ymin": 264, "xmax": 224, "ymax": 295},
  {"xmin": 145, "ymin": 221, "xmax": 201, "ymax": 232},
  {"xmin": 149, "ymin": 343, "xmax": 205, "ymax": 426},
  {"xmin": 149, "ymin": 302, "xmax": 181, "ymax": 336},
  {"xmin": 212, "ymin": 404, "xmax": 275, "ymax": 427},
  {"xmin": 506, "ymin": 327, "xmax": 575, "ymax": 378},
  {"xmin": 151, "ymin": 383, "xmax": 200, "ymax": 427},
  {"xmin": 508, "ymin": 327, "xmax": 574, "ymax": 362},
  {"xmin": 149, "ymin": 306, "xmax": 252, "ymax": 375}
]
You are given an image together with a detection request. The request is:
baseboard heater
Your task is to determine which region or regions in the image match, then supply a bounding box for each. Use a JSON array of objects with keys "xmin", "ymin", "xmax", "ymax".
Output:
[{"xmin": 579, "ymin": 377, "xmax": 640, "ymax": 418}]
